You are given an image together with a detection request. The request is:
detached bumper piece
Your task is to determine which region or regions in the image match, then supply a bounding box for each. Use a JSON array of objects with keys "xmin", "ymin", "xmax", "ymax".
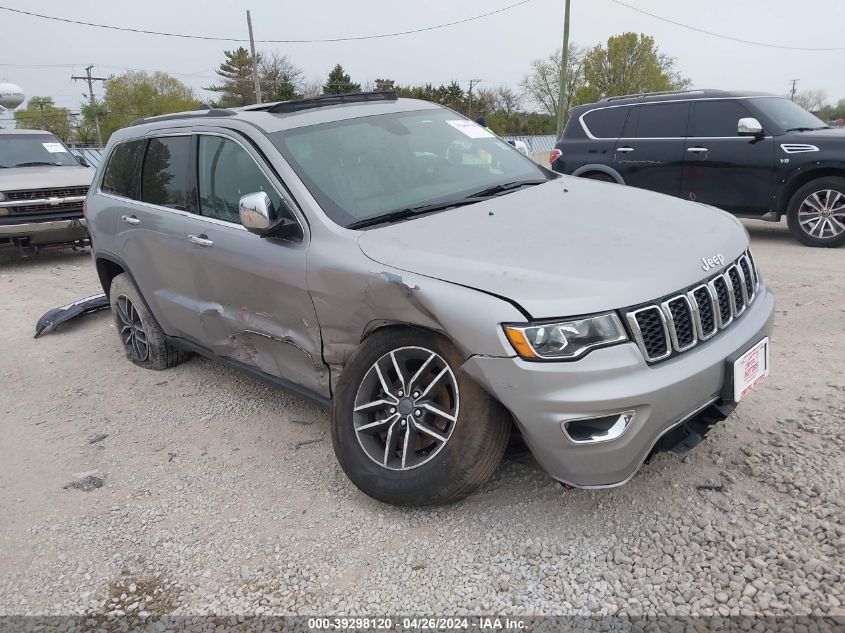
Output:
[
  {"xmin": 34, "ymin": 293, "xmax": 109, "ymax": 339},
  {"xmin": 653, "ymin": 400, "xmax": 737, "ymax": 456}
]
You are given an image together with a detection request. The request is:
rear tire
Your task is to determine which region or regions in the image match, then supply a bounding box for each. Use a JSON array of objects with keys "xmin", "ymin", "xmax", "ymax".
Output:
[
  {"xmin": 786, "ymin": 177, "xmax": 845, "ymax": 247},
  {"xmin": 331, "ymin": 328, "xmax": 509, "ymax": 506},
  {"xmin": 109, "ymin": 273, "xmax": 188, "ymax": 370}
]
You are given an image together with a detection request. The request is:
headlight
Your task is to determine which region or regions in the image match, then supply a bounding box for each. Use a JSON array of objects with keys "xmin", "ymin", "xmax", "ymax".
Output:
[
  {"xmin": 504, "ymin": 313, "xmax": 628, "ymax": 360},
  {"xmin": 0, "ymin": 192, "xmax": 6, "ymax": 202}
]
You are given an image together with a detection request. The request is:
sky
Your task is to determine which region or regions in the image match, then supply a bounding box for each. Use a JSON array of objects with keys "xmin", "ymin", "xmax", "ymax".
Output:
[{"xmin": 1, "ymin": 0, "xmax": 843, "ymax": 117}]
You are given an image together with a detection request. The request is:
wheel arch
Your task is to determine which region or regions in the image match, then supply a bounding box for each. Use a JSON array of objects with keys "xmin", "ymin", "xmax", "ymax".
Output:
[
  {"xmin": 779, "ymin": 165, "xmax": 845, "ymax": 214},
  {"xmin": 571, "ymin": 164, "xmax": 626, "ymax": 184}
]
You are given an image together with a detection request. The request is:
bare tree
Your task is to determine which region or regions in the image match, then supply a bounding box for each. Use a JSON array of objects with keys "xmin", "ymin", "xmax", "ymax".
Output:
[
  {"xmin": 258, "ymin": 51, "xmax": 304, "ymax": 102},
  {"xmin": 494, "ymin": 86, "xmax": 522, "ymax": 115},
  {"xmin": 521, "ymin": 44, "xmax": 587, "ymax": 116},
  {"xmin": 793, "ymin": 89, "xmax": 829, "ymax": 113},
  {"xmin": 300, "ymin": 78, "xmax": 324, "ymax": 98}
]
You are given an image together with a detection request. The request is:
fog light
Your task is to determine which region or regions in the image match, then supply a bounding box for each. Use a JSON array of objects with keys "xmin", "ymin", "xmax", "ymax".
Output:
[{"xmin": 562, "ymin": 411, "xmax": 636, "ymax": 444}]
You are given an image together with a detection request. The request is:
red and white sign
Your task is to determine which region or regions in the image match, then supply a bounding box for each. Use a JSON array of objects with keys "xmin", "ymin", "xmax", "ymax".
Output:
[{"xmin": 733, "ymin": 337, "xmax": 770, "ymax": 402}]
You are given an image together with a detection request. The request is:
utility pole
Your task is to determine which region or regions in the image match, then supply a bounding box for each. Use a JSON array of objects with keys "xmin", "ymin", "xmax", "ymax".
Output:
[
  {"xmin": 71, "ymin": 66, "xmax": 107, "ymax": 146},
  {"xmin": 555, "ymin": 0, "xmax": 572, "ymax": 138},
  {"xmin": 246, "ymin": 11, "xmax": 262, "ymax": 104},
  {"xmin": 789, "ymin": 79, "xmax": 799, "ymax": 101},
  {"xmin": 467, "ymin": 79, "xmax": 481, "ymax": 120}
]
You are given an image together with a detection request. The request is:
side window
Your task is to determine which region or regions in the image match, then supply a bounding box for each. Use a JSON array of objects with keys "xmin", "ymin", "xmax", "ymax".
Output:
[
  {"xmin": 583, "ymin": 107, "xmax": 629, "ymax": 139},
  {"xmin": 140, "ymin": 136, "xmax": 190, "ymax": 210},
  {"xmin": 625, "ymin": 102, "xmax": 690, "ymax": 138},
  {"xmin": 101, "ymin": 140, "xmax": 145, "ymax": 199},
  {"xmin": 692, "ymin": 100, "xmax": 751, "ymax": 137},
  {"xmin": 197, "ymin": 135, "xmax": 286, "ymax": 225}
]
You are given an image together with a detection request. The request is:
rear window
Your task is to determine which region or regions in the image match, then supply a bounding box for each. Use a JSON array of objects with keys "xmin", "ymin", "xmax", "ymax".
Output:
[
  {"xmin": 583, "ymin": 107, "xmax": 628, "ymax": 139},
  {"xmin": 101, "ymin": 140, "xmax": 145, "ymax": 199},
  {"xmin": 624, "ymin": 102, "xmax": 690, "ymax": 138},
  {"xmin": 140, "ymin": 136, "xmax": 191, "ymax": 210},
  {"xmin": 692, "ymin": 100, "xmax": 750, "ymax": 137}
]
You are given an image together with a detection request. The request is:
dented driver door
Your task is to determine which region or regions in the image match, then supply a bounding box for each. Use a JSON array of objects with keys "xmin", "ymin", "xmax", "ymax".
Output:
[{"xmin": 184, "ymin": 132, "xmax": 328, "ymax": 397}]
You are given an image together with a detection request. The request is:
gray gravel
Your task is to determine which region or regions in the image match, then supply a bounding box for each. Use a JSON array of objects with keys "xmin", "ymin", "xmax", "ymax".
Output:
[{"xmin": 0, "ymin": 220, "xmax": 843, "ymax": 618}]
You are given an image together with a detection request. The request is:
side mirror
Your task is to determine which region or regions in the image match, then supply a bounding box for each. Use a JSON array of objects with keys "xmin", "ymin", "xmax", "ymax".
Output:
[
  {"xmin": 76, "ymin": 155, "xmax": 90, "ymax": 167},
  {"xmin": 738, "ymin": 117, "xmax": 764, "ymax": 136},
  {"xmin": 239, "ymin": 191, "xmax": 302, "ymax": 241}
]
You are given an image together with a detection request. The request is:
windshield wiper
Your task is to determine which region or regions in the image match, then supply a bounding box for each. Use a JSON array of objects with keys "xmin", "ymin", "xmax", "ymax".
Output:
[
  {"xmin": 463, "ymin": 179, "xmax": 548, "ymax": 200},
  {"xmin": 14, "ymin": 161, "xmax": 62, "ymax": 167},
  {"xmin": 784, "ymin": 127, "xmax": 818, "ymax": 132},
  {"xmin": 347, "ymin": 198, "xmax": 484, "ymax": 230}
]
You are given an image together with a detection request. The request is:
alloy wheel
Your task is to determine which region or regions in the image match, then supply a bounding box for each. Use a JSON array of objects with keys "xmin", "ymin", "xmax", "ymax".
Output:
[
  {"xmin": 115, "ymin": 295, "xmax": 149, "ymax": 362},
  {"xmin": 352, "ymin": 346, "xmax": 459, "ymax": 471},
  {"xmin": 798, "ymin": 189, "xmax": 845, "ymax": 240}
]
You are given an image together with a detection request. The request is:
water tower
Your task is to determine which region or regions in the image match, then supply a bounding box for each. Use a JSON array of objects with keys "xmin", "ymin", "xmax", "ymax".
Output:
[
  {"xmin": 0, "ymin": 82, "xmax": 25, "ymax": 110},
  {"xmin": 0, "ymin": 82, "xmax": 25, "ymax": 129}
]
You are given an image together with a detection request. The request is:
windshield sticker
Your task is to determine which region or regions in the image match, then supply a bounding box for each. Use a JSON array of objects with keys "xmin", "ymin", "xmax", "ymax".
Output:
[
  {"xmin": 446, "ymin": 120, "xmax": 495, "ymax": 139},
  {"xmin": 42, "ymin": 142, "xmax": 68, "ymax": 153}
]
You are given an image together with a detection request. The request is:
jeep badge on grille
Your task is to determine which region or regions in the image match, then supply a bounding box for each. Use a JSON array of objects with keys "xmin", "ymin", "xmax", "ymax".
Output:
[{"xmin": 701, "ymin": 253, "xmax": 725, "ymax": 272}]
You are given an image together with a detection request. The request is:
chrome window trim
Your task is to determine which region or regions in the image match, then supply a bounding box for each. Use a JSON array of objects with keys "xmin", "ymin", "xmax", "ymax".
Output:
[
  {"xmin": 626, "ymin": 306, "xmax": 672, "ymax": 362},
  {"xmin": 94, "ymin": 130, "xmax": 307, "ymax": 238},
  {"xmin": 578, "ymin": 95, "xmax": 775, "ymax": 141},
  {"xmin": 661, "ymin": 295, "xmax": 698, "ymax": 353},
  {"xmin": 687, "ymin": 284, "xmax": 718, "ymax": 341}
]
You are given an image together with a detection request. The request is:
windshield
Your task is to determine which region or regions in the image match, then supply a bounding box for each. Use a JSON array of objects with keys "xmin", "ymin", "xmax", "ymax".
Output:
[
  {"xmin": 751, "ymin": 97, "xmax": 827, "ymax": 133},
  {"xmin": 0, "ymin": 134, "xmax": 79, "ymax": 168},
  {"xmin": 270, "ymin": 109, "xmax": 549, "ymax": 228}
]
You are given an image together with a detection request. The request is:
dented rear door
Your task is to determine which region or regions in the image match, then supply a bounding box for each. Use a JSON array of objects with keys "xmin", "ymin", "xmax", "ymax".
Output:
[{"xmin": 185, "ymin": 132, "xmax": 328, "ymax": 397}]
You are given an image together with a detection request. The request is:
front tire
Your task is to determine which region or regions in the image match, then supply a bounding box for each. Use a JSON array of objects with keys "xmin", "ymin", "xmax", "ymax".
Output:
[
  {"xmin": 109, "ymin": 273, "xmax": 188, "ymax": 370},
  {"xmin": 331, "ymin": 328, "xmax": 509, "ymax": 506},
  {"xmin": 786, "ymin": 177, "xmax": 845, "ymax": 247}
]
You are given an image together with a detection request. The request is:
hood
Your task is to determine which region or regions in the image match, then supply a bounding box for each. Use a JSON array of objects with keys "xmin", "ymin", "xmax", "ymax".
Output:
[
  {"xmin": 0, "ymin": 165, "xmax": 95, "ymax": 193},
  {"xmin": 791, "ymin": 128, "xmax": 845, "ymax": 141},
  {"xmin": 357, "ymin": 178, "xmax": 748, "ymax": 318}
]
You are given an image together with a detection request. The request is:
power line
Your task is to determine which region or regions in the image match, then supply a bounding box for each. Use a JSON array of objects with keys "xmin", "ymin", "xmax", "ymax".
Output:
[
  {"xmin": 609, "ymin": 0, "xmax": 845, "ymax": 52},
  {"xmin": 0, "ymin": 1, "xmax": 533, "ymax": 43}
]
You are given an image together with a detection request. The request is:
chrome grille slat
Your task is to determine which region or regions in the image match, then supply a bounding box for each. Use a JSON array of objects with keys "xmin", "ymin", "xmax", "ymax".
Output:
[
  {"xmin": 626, "ymin": 250, "xmax": 759, "ymax": 364},
  {"xmin": 5, "ymin": 187, "xmax": 89, "ymax": 201}
]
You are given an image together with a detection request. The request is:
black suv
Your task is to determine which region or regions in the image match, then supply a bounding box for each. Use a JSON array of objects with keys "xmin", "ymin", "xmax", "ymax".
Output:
[{"xmin": 551, "ymin": 89, "xmax": 844, "ymax": 247}]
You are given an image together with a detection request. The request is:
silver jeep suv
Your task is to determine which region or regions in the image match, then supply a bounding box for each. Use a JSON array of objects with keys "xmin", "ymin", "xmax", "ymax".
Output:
[{"xmin": 85, "ymin": 92, "xmax": 775, "ymax": 506}]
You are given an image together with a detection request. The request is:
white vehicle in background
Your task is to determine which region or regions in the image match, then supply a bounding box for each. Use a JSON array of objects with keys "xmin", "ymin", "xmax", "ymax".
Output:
[
  {"xmin": 506, "ymin": 138, "xmax": 530, "ymax": 156},
  {"xmin": 0, "ymin": 129, "xmax": 95, "ymax": 250}
]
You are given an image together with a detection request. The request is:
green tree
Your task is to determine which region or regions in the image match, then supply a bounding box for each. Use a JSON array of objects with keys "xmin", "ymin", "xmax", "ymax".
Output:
[
  {"xmin": 14, "ymin": 97, "xmax": 73, "ymax": 141},
  {"xmin": 574, "ymin": 33, "xmax": 690, "ymax": 104},
  {"xmin": 207, "ymin": 47, "xmax": 256, "ymax": 107},
  {"xmin": 82, "ymin": 71, "xmax": 198, "ymax": 142},
  {"xmin": 521, "ymin": 44, "xmax": 588, "ymax": 117},
  {"xmin": 323, "ymin": 64, "xmax": 361, "ymax": 95}
]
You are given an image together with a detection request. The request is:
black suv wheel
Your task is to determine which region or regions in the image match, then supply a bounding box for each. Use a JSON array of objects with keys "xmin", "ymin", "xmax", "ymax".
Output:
[
  {"xmin": 787, "ymin": 177, "xmax": 845, "ymax": 247},
  {"xmin": 109, "ymin": 273, "xmax": 188, "ymax": 370},
  {"xmin": 331, "ymin": 328, "xmax": 509, "ymax": 506}
]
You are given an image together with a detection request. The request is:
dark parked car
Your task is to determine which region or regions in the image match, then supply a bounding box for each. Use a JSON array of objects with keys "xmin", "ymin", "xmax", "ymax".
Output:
[{"xmin": 551, "ymin": 89, "xmax": 845, "ymax": 247}]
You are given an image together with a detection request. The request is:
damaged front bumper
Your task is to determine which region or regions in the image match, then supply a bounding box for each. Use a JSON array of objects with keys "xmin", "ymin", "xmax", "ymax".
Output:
[
  {"xmin": 34, "ymin": 293, "xmax": 109, "ymax": 338},
  {"xmin": 462, "ymin": 284, "xmax": 775, "ymax": 488}
]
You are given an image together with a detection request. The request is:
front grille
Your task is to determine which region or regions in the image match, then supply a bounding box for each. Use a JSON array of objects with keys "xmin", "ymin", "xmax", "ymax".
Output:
[
  {"xmin": 631, "ymin": 307, "xmax": 669, "ymax": 360},
  {"xmin": 11, "ymin": 201, "xmax": 83, "ymax": 214},
  {"xmin": 626, "ymin": 250, "xmax": 760, "ymax": 363},
  {"xmin": 5, "ymin": 187, "xmax": 89, "ymax": 201}
]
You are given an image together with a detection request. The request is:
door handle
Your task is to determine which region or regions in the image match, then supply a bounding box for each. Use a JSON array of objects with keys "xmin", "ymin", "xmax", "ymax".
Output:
[
  {"xmin": 616, "ymin": 147, "xmax": 635, "ymax": 153},
  {"xmin": 121, "ymin": 215, "xmax": 140, "ymax": 225},
  {"xmin": 687, "ymin": 147, "xmax": 709, "ymax": 154},
  {"xmin": 188, "ymin": 234, "xmax": 214, "ymax": 247}
]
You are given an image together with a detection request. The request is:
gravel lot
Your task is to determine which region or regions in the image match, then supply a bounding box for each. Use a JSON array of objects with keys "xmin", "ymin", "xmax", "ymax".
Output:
[{"xmin": 0, "ymin": 220, "xmax": 843, "ymax": 620}]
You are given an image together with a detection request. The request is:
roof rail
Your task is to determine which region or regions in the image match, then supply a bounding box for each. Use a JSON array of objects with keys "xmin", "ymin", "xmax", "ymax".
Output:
[
  {"xmin": 131, "ymin": 108, "xmax": 236, "ymax": 127},
  {"xmin": 264, "ymin": 90, "xmax": 397, "ymax": 114},
  {"xmin": 600, "ymin": 89, "xmax": 709, "ymax": 103}
]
